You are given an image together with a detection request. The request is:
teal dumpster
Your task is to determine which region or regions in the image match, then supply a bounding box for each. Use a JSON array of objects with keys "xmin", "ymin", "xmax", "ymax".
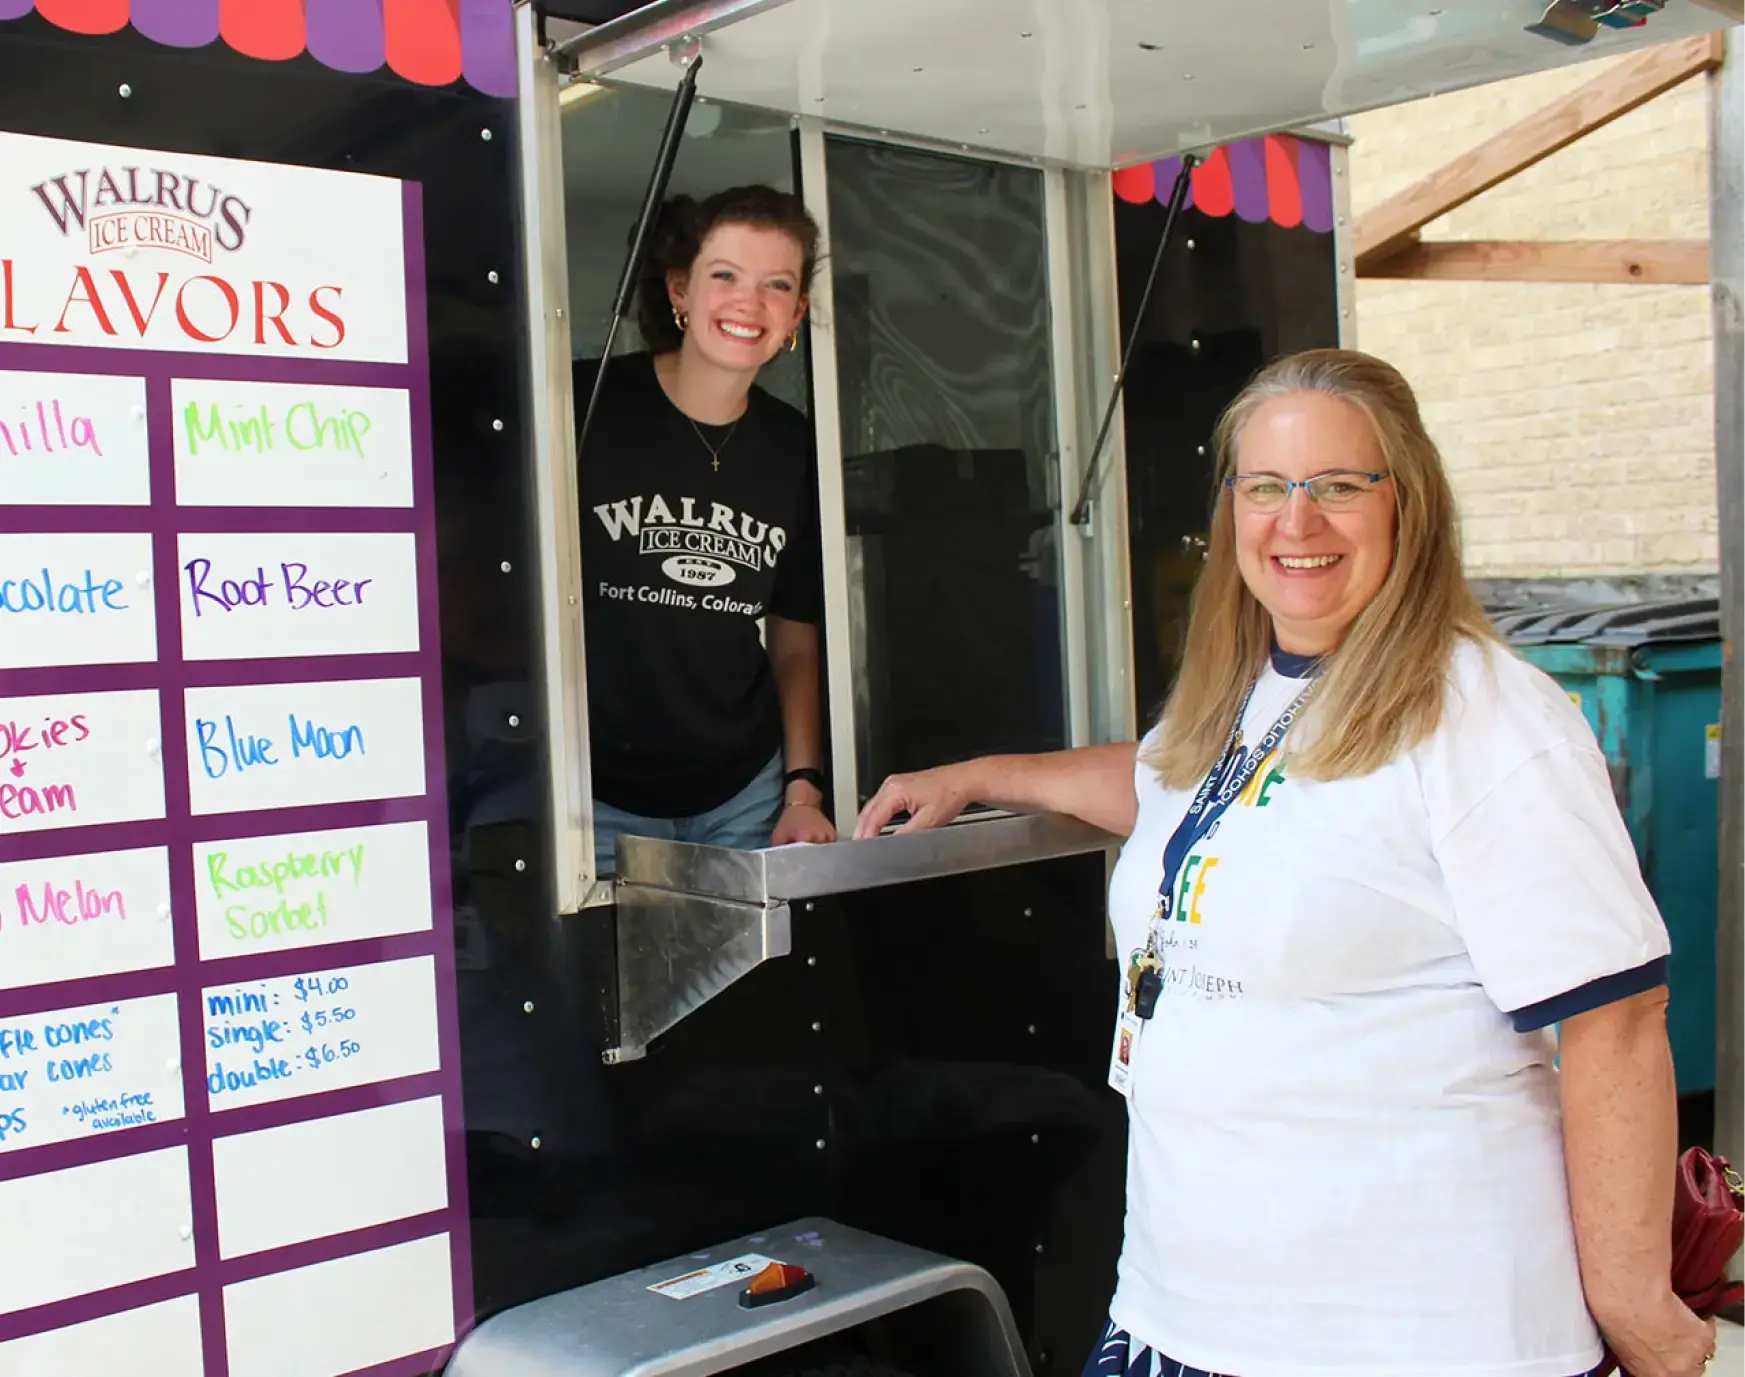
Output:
[{"xmin": 1492, "ymin": 598, "xmax": 1722, "ymax": 1096}]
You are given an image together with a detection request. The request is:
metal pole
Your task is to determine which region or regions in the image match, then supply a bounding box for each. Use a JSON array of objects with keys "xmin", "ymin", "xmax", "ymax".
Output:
[
  {"xmin": 574, "ymin": 52, "xmax": 703, "ymax": 468},
  {"xmin": 549, "ymin": 0, "xmax": 794, "ymax": 79},
  {"xmin": 1708, "ymin": 25, "xmax": 1742, "ymax": 1189},
  {"xmin": 1330, "ymin": 140, "xmax": 1357, "ymax": 348},
  {"xmin": 1068, "ymin": 156, "xmax": 1197, "ymax": 528}
]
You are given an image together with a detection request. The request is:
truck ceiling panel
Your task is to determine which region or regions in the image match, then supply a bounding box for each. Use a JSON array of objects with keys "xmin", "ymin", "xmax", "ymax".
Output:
[{"xmin": 561, "ymin": 0, "xmax": 1729, "ymax": 169}]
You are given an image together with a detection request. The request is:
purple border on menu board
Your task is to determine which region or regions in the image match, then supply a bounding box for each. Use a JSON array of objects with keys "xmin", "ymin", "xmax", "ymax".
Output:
[{"xmin": 0, "ymin": 181, "xmax": 475, "ymax": 1373}]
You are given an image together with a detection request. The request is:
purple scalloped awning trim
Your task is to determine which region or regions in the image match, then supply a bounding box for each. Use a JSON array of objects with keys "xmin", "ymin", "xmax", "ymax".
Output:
[
  {"xmin": 1227, "ymin": 138, "xmax": 1270, "ymax": 224},
  {"xmin": 130, "ymin": 0, "xmax": 214, "ymax": 45},
  {"xmin": 1297, "ymin": 138, "xmax": 1334, "ymax": 234},
  {"xmin": 460, "ymin": 0, "xmax": 514, "ymax": 98},
  {"xmin": 1152, "ymin": 155, "xmax": 1197, "ymax": 212},
  {"xmin": 3, "ymin": 0, "xmax": 516, "ymax": 95},
  {"xmin": 305, "ymin": 0, "xmax": 383, "ymax": 74}
]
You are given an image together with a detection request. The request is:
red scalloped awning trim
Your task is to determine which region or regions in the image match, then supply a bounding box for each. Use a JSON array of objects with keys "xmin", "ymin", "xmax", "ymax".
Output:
[
  {"xmin": 6, "ymin": 0, "xmax": 514, "ymax": 95},
  {"xmin": 1115, "ymin": 132, "xmax": 1333, "ymax": 233}
]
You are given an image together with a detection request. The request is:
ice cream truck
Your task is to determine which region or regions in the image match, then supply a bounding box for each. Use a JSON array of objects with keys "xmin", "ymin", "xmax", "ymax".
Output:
[{"xmin": 0, "ymin": 0, "xmax": 1737, "ymax": 1374}]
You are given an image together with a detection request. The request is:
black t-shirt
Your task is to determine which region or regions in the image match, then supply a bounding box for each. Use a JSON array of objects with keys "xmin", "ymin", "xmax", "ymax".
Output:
[{"xmin": 574, "ymin": 352, "xmax": 823, "ymax": 818}]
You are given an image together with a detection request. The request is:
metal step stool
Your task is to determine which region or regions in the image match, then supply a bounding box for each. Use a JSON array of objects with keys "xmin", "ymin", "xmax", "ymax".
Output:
[{"xmin": 445, "ymin": 1216, "xmax": 1032, "ymax": 1377}]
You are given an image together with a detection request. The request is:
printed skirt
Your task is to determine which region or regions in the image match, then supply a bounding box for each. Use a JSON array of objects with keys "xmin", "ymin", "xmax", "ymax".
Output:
[
  {"xmin": 1081, "ymin": 1320, "xmax": 1608, "ymax": 1377},
  {"xmin": 1081, "ymin": 1322, "xmax": 1229, "ymax": 1377}
]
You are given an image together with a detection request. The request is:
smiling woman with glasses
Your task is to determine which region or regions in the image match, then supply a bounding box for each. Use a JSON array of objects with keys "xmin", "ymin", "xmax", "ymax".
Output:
[
  {"xmin": 1223, "ymin": 468, "xmax": 1389, "ymax": 508},
  {"xmin": 851, "ymin": 348, "xmax": 1710, "ymax": 1377}
]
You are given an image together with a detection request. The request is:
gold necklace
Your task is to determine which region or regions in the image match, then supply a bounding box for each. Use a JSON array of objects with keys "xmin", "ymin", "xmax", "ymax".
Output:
[{"xmin": 687, "ymin": 415, "xmax": 740, "ymax": 472}]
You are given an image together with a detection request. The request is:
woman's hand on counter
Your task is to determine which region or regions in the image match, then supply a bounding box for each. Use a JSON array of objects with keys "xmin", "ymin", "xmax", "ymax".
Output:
[
  {"xmin": 855, "ymin": 745, "xmax": 1140, "ymax": 841},
  {"xmin": 854, "ymin": 764, "xmax": 979, "ymax": 838},
  {"xmin": 773, "ymin": 800, "xmax": 838, "ymax": 846}
]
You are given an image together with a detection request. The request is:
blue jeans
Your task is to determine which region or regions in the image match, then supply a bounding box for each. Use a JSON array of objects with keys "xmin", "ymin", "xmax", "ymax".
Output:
[{"xmin": 593, "ymin": 752, "xmax": 785, "ymax": 876}]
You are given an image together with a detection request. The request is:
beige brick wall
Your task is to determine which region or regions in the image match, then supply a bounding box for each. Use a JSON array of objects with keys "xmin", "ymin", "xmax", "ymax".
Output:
[{"xmin": 1346, "ymin": 50, "xmax": 1718, "ymax": 579}]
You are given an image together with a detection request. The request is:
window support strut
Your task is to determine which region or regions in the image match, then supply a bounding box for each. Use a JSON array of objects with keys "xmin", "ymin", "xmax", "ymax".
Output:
[
  {"xmin": 573, "ymin": 49, "xmax": 704, "ymax": 467},
  {"xmin": 1069, "ymin": 155, "xmax": 1197, "ymax": 527}
]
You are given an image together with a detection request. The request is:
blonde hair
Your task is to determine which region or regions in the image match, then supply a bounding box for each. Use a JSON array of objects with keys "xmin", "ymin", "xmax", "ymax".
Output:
[{"xmin": 1144, "ymin": 348, "xmax": 1495, "ymax": 788}]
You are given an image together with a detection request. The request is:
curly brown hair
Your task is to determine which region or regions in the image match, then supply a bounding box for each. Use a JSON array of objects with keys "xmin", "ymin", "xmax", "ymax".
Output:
[{"xmin": 634, "ymin": 184, "xmax": 821, "ymax": 353}]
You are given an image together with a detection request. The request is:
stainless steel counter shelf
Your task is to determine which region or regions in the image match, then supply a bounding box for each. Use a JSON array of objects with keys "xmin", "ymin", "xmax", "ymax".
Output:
[{"xmin": 605, "ymin": 813, "xmax": 1117, "ymax": 1062}]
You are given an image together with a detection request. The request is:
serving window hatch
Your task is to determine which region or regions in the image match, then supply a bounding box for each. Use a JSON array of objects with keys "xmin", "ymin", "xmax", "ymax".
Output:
[{"xmin": 557, "ymin": 0, "xmax": 1729, "ymax": 172}]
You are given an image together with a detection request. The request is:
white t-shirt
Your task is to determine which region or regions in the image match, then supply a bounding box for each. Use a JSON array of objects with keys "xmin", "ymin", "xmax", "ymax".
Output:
[{"xmin": 1106, "ymin": 636, "xmax": 1669, "ymax": 1377}]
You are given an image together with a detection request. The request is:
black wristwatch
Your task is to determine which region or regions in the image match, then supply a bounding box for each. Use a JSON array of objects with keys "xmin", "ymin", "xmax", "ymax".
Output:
[{"xmin": 783, "ymin": 767, "xmax": 825, "ymax": 796}]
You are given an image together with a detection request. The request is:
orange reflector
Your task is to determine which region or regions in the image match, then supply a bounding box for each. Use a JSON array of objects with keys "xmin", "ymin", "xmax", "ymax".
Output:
[{"xmin": 739, "ymin": 1261, "xmax": 816, "ymax": 1308}]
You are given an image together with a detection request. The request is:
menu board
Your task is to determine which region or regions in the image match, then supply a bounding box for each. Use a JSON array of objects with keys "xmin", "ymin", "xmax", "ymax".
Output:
[{"xmin": 0, "ymin": 132, "xmax": 469, "ymax": 1377}]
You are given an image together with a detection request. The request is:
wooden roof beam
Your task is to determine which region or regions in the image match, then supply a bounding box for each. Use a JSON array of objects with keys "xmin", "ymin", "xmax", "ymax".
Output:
[
  {"xmin": 1354, "ymin": 31, "xmax": 1726, "ymax": 273},
  {"xmin": 1359, "ymin": 238, "xmax": 1711, "ymax": 284}
]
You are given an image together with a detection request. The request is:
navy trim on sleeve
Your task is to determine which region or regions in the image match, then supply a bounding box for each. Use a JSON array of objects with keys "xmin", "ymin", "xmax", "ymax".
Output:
[{"xmin": 1508, "ymin": 956, "xmax": 1668, "ymax": 1032}]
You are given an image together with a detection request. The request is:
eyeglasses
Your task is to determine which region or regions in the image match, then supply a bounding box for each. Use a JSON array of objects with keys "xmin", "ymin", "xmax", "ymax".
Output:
[{"xmin": 1223, "ymin": 469, "xmax": 1389, "ymax": 511}]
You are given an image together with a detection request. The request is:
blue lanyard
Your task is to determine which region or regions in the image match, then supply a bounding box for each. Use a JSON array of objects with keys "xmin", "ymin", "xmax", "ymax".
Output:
[{"xmin": 1150, "ymin": 679, "xmax": 1311, "ymax": 935}]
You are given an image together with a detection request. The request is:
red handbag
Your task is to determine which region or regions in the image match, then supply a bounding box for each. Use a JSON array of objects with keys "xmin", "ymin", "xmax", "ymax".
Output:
[
  {"xmin": 1596, "ymin": 1146, "xmax": 1743, "ymax": 1376},
  {"xmin": 1669, "ymin": 1147, "xmax": 1744, "ymax": 1315}
]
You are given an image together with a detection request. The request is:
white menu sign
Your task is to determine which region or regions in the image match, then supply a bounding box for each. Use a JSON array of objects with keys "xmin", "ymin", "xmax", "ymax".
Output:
[{"xmin": 0, "ymin": 132, "xmax": 406, "ymax": 363}]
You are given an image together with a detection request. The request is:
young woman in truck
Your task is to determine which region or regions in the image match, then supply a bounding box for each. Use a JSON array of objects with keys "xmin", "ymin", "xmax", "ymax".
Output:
[
  {"xmin": 854, "ymin": 349, "xmax": 1714, "ymax": 1377},
  {"xmin": 576, "ymin": 186, "xmax": 835, "ymax": 874}
]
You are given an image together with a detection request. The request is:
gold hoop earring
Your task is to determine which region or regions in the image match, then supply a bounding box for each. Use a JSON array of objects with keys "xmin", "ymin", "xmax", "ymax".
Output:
[
  {"xmin": 786, "ymin": 328, "xmax": 799, "ymax": 353},
  {"xmin": 673, "ymin": 307, "xmax": 688, "ymax": 333}
]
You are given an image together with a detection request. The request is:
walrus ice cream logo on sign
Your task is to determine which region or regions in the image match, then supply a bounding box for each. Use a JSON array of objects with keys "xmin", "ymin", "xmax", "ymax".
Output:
[
  {"xmin": 1, "ymin": 130, "xmax": 408, "ymax": 363},
  {"xmin": 592, "ymin": 494, "xmax": 786, "ymax": 589},
  {"xmin": 32, "ymin": 164, "xmax": 253, "ymax": 266}
]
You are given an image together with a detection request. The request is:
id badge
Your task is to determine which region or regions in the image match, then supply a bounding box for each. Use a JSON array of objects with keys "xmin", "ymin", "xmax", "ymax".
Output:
[{"xmin": 1106, "ymin": 1009, "xmax": 1142, "ymax": 1098}]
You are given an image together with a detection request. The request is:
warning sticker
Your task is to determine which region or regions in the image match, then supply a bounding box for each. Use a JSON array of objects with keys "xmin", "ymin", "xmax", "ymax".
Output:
[
  {"xmin": 1706, "ymin": 723, "xmax": 1722, "ymax": 780},
  {"xmin": 649, "ymin": 1254, "xmax": 776, "ymax": 1300}
]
